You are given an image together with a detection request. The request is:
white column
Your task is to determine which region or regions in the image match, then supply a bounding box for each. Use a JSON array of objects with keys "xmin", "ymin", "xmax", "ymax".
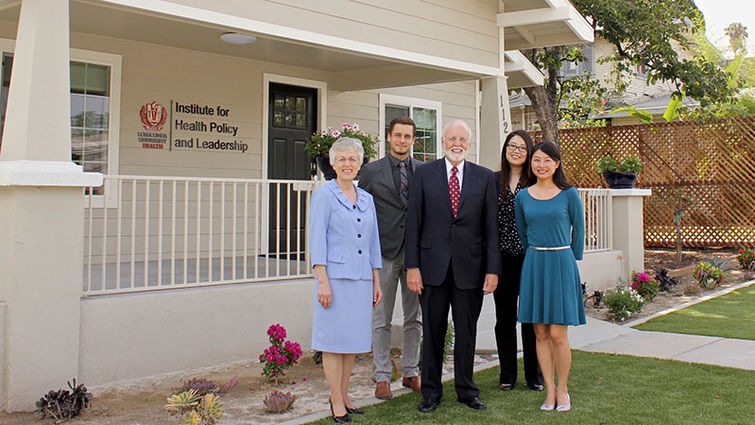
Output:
[
  {"xmin": 611, "ymin": 189, "xmax": 652, "ymax": 277},
  {"xmin": 479, "ymin": 76, "xmax": 511, "ymax": 170},
  {"xmin": 0, "ymin": 0, "xmax": 101, "ymax": 412}
]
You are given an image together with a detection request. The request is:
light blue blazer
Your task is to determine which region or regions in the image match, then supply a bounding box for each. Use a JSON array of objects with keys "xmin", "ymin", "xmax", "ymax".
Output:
[{"xmin": 309, "ymin": 180, "xmax": 382, "ymax": 279}]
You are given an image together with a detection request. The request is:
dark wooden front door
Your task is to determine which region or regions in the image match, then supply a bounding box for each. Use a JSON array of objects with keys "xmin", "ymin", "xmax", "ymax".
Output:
[{"xmin": 267, "ymin": 83, "xmax": 316, "ymax": 257}]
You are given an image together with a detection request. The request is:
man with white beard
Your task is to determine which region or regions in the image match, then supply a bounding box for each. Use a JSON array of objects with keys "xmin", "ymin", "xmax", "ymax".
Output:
[{"xmin": 405, "ymin": 120, "xmax": 500, "ymax": 413}]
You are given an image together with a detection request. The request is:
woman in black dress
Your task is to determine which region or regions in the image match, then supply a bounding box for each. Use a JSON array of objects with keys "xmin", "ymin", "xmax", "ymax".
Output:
[{"xmin": 493, "ymin": 130, "xmax": 543, "ymax": 391}]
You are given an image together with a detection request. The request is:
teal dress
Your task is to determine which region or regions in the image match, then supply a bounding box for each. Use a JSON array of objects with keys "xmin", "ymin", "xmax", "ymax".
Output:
[{"xmin": 515, "ymin": 187, "xmax": 586, "ymax": 326}]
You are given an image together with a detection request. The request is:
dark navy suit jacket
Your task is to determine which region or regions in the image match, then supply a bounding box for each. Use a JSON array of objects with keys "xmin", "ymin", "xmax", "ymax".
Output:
[{"xmin": 405, "ymin": 158, "xmax": 500, "ymax": 289}]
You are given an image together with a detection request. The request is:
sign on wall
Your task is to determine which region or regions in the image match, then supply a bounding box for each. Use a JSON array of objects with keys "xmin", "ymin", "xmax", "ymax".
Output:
[{"xmin": 138, "ymin": 100, "xmax": 249, "ymax": 153}]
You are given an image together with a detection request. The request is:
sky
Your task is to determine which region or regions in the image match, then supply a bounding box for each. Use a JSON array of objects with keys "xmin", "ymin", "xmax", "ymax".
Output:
[{"xmin": 694, "ymin": 0, "xmax": 755, "ymax": 56}]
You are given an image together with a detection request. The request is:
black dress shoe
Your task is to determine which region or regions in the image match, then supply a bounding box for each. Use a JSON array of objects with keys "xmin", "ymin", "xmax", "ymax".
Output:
[
  {"xmin": 458, "ymin": 396, "xmax": 487, "ymax": 410},
  {"xmin": 418, "ymin": 398, "xmax": 440, "ymax": 413},
  {"xmin": 345, "ymin": 406, "xmax": 364, "ymax": 415}
]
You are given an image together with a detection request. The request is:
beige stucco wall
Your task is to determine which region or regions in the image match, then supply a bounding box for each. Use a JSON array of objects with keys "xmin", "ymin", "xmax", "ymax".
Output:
[
  {"xmin": 79, "ymin": 277, "xmax": 314, "ymax": 387},
  {"xmin": 167, "ymin": 0, "xmax": 500, "ymax": 69}
]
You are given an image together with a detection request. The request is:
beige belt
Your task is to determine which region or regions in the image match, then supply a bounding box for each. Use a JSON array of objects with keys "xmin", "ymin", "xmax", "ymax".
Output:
[{"xmin": 529, "ymin": 245, "xmax": 570, "ymax": 251}]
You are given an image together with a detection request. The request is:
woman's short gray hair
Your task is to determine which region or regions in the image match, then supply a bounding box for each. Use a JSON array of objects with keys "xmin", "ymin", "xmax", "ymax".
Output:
[{"xmin": 329, "ymin": 137, "xmax": 364, "ymax": 165}]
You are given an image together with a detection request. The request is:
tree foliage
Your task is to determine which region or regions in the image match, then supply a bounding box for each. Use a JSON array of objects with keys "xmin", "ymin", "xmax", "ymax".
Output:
[{"xmin": 521, "ymin": 0, "xmax": 733, "ymax": 143}]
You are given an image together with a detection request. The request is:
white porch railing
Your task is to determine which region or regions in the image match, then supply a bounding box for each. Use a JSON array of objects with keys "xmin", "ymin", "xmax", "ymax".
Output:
[
  {"xmin": 83, "ymin": 178, "xmax": 613, "ymax": 296},
  {"xmin": 83, "ymin": 175, "xmax": 319, "ymax": 296},
  {"xmin": 578, "ymin": 188, "xmax": 613, "ymax": 252}
]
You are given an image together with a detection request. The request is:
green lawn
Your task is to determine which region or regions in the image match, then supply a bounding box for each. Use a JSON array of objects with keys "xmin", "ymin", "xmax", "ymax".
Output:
[
  {"xmin": 634, "ymin": 284, "xmax": 755, "ymax": 340},
  {"xmin": 308, "ymin": 351, "xmax": 755, "ymax": 424}
]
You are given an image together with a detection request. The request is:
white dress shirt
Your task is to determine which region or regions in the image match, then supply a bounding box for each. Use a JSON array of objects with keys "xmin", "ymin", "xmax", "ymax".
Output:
[{"xmin": 444, "ymin": 157, "xmax": 465, "ymax": 192}]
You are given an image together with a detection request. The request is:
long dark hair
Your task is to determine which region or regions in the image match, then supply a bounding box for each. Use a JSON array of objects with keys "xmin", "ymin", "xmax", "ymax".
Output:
[
  {"xmin": 531, "ymin": 141, "xmax": 573, "ymax": 190},
  {"xmin": 500, "ymin": 130, "xmax": 535, "ymax": 190}
]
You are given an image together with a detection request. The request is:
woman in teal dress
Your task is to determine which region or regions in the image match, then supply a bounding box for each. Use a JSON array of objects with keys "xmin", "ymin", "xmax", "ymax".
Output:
[{"xmin": 515, "ymin": 141, "xmax": 585, "ymax": 413}]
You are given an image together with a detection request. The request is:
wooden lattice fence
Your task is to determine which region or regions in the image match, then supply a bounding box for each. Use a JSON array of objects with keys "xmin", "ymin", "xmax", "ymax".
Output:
[{"xmin": 533, "ymin": 117, "xmax": 755, "ymax": 248}]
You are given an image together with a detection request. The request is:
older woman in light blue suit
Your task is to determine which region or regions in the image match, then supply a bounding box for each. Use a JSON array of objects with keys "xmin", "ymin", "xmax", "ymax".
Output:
[{"xmin": 310, "ymin": 137, "xmax": 383, "ymax": 423}]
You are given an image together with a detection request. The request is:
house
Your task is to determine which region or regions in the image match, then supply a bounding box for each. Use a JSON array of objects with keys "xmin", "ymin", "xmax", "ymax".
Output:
[
  {"xmin": 510, "ymin": 37, "xmax": 700, "ymax": 130},
  {"xmin": 0, "ymin": 0, "xmax": 609, "ymax": 411}
]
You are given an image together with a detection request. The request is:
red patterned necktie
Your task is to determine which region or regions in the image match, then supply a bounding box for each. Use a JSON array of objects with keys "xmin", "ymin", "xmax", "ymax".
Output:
[{"xmin": 449, "ymin": 166, "xmax": 460, "ymax": 217}]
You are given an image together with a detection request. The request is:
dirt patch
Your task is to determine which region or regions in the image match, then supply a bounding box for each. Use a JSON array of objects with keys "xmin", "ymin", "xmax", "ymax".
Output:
[
  {"xmin": 584, "ymin": 248, "xmax": 751, "ymax": 323},
  {"xmin": 1, "ymin": 351, "xmax": 495, "ymax": 424}
]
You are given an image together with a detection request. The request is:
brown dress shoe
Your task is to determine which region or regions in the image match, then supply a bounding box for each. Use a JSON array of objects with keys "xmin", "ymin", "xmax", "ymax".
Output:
[
  {"xmin": 402, "ymin": 376, "xmax": 421, "ymax": 393},
  {"xmin": 375, "ymin": 381, "xmax": 392, "ymax": 400}
]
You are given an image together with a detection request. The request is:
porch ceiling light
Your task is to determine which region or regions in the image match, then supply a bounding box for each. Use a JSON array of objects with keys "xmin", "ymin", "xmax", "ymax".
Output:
[{"xmin": 220, "ymin": 32, "xmax": 257, "ymax": 45}]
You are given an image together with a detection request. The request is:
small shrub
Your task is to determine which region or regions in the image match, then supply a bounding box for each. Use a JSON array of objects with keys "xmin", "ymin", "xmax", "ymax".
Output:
[
  {"xmin": 35, "ymin": 379, "xmax": 92, "ymax": 421},
  {"xmin": 631, "ymin": 272, "xmax": 660, "ymax": 302},
  {"xmin": 165, "ymin": 390, "xmax": 224, "ymax": 425},
  {"xmin": 692, "ymin": 262, "xmax": 726, "ymax": 288},
  {"xmin": 655, "ymin": 269, "xmax": 679, "ymax": 292},
  {"xmin": 603, "ymin": 287, "xmax": 644, "ymax": 321},
  {"xmin": 736, "ymin": 248, "xmax": 755, "ymax": 271},
  {"xmin": 263, "ymin": 390, "xmax": 297, "ymax": 413},
  {"xmin": 181, "ymin": 376, "xmax": 238, "ymax": 397},
  {"xmin": 618, "ymin": 157, "xmax": 643, "ymax": 173},
  {"xmin": 259, "ymin": 324, "xmax": 303, "ymax": 382}
]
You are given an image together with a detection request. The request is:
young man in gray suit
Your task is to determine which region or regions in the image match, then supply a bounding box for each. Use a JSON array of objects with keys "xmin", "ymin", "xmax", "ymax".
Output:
[{"xmin": 358, "ymin": 116, "xmax": 423, "ymax": 400}]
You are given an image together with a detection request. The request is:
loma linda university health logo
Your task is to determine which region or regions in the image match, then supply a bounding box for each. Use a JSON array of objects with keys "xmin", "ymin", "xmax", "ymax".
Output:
[{"xmin": 140, "ymin": 101, "xmax": 168, "ymax": 131}]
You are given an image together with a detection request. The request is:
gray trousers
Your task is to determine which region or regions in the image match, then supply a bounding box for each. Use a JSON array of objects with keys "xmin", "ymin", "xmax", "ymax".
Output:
[{"xmin": 372, "ymin": 248, "xmax": 422, "ymax": 382}]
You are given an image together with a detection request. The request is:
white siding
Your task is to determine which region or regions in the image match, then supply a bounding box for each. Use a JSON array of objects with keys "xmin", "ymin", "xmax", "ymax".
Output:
[{"xmin": 167, "ymin": 0, "xmax": 500, "ymax": 68}]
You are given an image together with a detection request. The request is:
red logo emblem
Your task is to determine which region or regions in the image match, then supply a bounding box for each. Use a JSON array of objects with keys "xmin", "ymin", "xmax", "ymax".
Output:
[{"xmin": 140, "ymin": 101, "xmax": 167, "ymax": 131}]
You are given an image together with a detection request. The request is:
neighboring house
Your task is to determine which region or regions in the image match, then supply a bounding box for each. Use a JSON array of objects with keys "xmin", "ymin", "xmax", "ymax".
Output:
[
  {"xmin": 0, "ymin": 0, "xmax": 600, "ymax": 411},
  {"xmin": 510, "ymin": 37, "xmax": 699, "ymax": 130}
]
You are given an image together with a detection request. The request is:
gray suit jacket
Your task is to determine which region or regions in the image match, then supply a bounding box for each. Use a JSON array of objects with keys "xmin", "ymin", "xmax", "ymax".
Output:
[{"xmin": 358, "ymin": 155, "xmax": 423, "ymax": 260}]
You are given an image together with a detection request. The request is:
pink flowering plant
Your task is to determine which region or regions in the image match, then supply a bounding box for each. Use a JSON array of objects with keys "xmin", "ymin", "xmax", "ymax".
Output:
[
  {"xmin": 736, "ymin": 248, "xmax": 755, "ymax": 272},
  {"xmin": 630, "ymin": 271, "xmax": 660, "ymax": 302},
  {"xmin": 305, "ymin": 122, "xmax": 378, "ymax": 159},
  {"xmin": 259, "ymin": 324, "xmax": 303, "ymax": 382},
  {"xmin": 692, "ymin": 262, "xmax": 726, "ymax": 289}
]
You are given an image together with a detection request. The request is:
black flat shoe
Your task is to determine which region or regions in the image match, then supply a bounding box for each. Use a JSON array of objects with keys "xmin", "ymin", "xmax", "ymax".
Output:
[
  {"xmin": 329, "ymin": 398, "xmax": 352, "ymax": 423},
  {"xmin": 345, "ymin": 406, "xmax": 364, "ymax": 415},
  {"xmin": 418, "ymin": 398, "xmax": 440, "ymax": 413},
  {"xmin": 499, "ymin": 383, "xmax": 514, "ymax": 391},
  {"xmin": 458, "ymin": 396, "xmax": 487, "ymax": 410}
]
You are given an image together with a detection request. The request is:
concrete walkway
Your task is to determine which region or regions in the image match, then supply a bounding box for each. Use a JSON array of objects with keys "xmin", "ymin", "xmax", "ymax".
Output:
[{"xmin": 285, "ymin": 280, "xmax": 755, "ymax": 424}]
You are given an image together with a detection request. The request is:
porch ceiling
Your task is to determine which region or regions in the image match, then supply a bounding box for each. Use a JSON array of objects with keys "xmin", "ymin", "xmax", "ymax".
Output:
[
  {"xmin": 0, "ymin": 0, "xmax": 488, "ymax": 91},
  {"xmin": 499, "ymin": 0, "xmax": 594, "ymax": 50}
]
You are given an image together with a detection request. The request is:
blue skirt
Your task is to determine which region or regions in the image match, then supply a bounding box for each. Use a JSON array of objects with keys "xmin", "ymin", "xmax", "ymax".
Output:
[
  {"xmin": 311, "ymin": 277, "xmax": 373, "ymax": 353},
  {"xmin": 518, "ymin": 249, "xmax": 586, "ymax": 326}
]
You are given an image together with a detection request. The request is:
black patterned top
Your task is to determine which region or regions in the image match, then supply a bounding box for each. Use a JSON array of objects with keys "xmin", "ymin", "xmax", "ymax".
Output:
[{"xmin": 498, "ymin": 180, "xmax": 525, "ymax": 256}]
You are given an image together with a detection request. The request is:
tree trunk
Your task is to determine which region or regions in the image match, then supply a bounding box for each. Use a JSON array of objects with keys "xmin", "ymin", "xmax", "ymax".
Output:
[
  {"xmin": 522, "ymin": 48, "xmax": 562, "ymax": 145},
  {"xmin": 524, "ymin": 85, "xmax": 560, "ymax": 145}
]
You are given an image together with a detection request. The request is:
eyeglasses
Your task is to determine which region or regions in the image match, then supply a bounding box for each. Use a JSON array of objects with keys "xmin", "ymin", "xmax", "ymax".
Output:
[{"xmin": 506, "ymin": 144, "xmax": 527, "ymax": 152}]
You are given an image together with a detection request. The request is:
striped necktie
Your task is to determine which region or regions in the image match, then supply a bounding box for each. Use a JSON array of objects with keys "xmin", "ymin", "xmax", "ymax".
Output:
[{"xmin": 399, "ymin": 161, "xmax": 409, "ymax": 208}]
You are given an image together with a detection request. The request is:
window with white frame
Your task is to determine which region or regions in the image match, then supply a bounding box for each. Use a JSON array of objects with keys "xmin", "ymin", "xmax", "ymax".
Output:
[
  {"xmin": 0, "ymin": 41, "xmax": 121, "ymax": 205},
  {"xmin": 379, "ymin": 94, "xmax": 442, "ymax": 162}
]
